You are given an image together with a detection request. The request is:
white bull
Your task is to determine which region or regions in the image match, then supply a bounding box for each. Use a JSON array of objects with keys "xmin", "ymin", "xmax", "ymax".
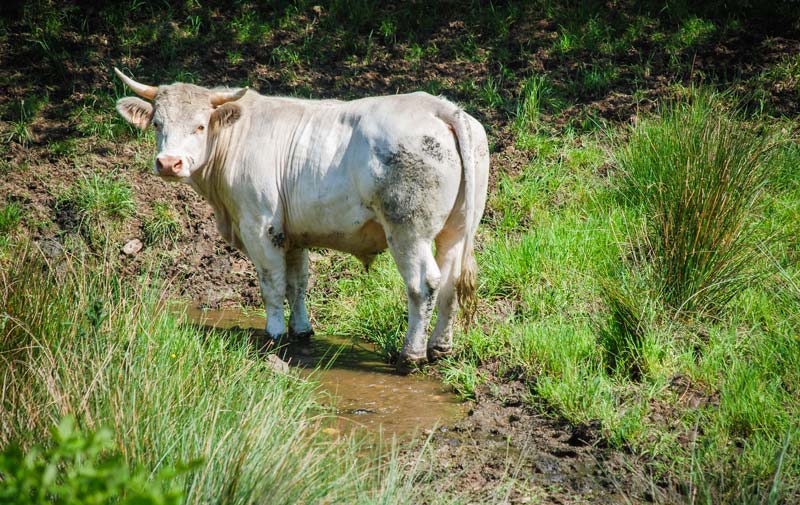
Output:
[{"xmin": 114, "ymin": 68, "xmax": 489, "ymax": 369}]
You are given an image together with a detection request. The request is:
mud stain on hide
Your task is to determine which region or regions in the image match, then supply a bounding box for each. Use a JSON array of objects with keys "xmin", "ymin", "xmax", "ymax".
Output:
[
  {"xmin": 267, "ymin": 225, "xmax": 286, "ymax": 249},
  {"xmin": 377, "ymin": 145, "xmax": 441, "ymax": 226},
  {"xmin": 421, "ymin": 135, "xmax": 444, "ymax": 161}
]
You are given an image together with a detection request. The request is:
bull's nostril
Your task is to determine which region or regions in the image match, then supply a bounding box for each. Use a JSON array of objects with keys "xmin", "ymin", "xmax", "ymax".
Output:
[{"xmin": 156, "ymin": 156, "xmax": 182, "ymax": 175}]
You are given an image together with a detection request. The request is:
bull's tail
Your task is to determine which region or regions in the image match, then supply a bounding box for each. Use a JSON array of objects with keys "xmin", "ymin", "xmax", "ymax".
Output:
[{"xmin": 441, "ymin": 106, "xmax": 478, "ymax": 325}]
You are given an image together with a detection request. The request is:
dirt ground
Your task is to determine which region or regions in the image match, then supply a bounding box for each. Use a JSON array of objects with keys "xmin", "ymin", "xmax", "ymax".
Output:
[
  {"xmin": 419, "ymin": 377, "xmax": 659, "ymax": 504},
  {"xmin": 2, "ymin": 2, "xmax": 798, "ymax": 502}
]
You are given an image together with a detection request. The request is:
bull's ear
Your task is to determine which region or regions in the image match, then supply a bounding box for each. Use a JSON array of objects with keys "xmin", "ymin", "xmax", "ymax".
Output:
[
  {"xmin": 116, "ymin": 97, "xmax": 153, "ymax": 130},
  {"xmin": 209, "ymin": 103, "xmax": 241, "ymax": 131}
]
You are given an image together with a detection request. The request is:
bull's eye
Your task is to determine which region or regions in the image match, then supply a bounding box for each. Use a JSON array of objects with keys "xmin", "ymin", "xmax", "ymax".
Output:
[
  {"xmin": 152, "ymin": 121, "xmax": 161, "ymax": 130},
  {"xmin": 195, "ymin": 125, "xmax": 205, "ymax": 133}
]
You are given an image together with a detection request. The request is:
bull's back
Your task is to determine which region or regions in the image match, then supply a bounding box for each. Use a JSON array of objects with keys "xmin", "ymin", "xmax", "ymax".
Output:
[{"xmin": 256, "ymin": 93, "xmax": 467, "ymax": 256}]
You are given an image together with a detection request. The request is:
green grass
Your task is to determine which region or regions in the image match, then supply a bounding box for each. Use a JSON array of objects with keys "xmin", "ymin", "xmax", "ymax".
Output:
[
  {"xmin": 0, "ymin": 202, "xmax": 23, "ymax": 237},
  {"xmin": 56, "ymin": 173, "xmax": 135, "ymax": 245},
  {"xmin": 143, "ymin": 203, "xmax": 182, "ymax": 245},
  {"xmin": 0, "ymin": 243, "xmax": 430, "ymax": 504},
  {"xmin": 616, "ymin": 93, "xmax": 777, "ymax": 315},
  {"xmin": 4, "ymin": 1, "xmax": 800, "ymax": 501},
  {"xmin": 3, "ymin": 98, "xmax": 44, "ymax": 147},
  {"xmin": 514, "ymin": 75, "xmax": 548, "ymax": 150},
  {"xmin": 306, "ymin": 92, "xmax": 800, "ymax": 502}
]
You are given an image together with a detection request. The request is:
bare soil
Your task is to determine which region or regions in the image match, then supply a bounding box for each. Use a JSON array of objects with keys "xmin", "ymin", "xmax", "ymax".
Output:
[{"xmin": 418, "ymin": 377, "xmax": 663, "ymax": 504}]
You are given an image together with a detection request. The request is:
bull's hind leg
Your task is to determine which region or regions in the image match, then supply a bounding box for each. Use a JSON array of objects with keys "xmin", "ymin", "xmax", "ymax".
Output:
[
  {"xmin": 386, "ymin": 231, "xmax": 441, "ymax": 370},
  {"xmin": 286, "ymin": 248, "xmax": 313, "ymax": 342},
  {"xmin": 428, "ymin": 231, "xmax": 464, "ymax": 361}
]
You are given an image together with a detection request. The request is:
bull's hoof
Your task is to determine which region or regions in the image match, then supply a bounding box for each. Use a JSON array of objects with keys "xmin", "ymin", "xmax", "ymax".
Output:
[
  {"xmin": 269, "ymin": 332, "xmax": 289, "ymax": 345},
  {"xmin": 396, "ymin": 354, "xmax": 428, "ymax": 375},
  {"xmin": 258, "ymin": 333, "xmax": 288, "ymax": 356},
  {"xmin": 427, "ymin": 345, "xmax": 453, "ymax": 362},
  {"xmin": 289, "ymin": 328, "xmax": 314, "ymax": 343}
]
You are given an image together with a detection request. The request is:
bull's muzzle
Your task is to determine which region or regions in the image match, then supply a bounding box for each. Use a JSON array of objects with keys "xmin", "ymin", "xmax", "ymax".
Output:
[{"xmin": 156, "ymin": 155, "xmax": 183, "ymax": 177}]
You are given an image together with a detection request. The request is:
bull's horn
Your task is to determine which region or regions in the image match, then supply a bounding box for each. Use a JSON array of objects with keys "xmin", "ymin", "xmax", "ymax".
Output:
[
  {"xmin": 209, "ymin": 87, "xmax": 248, "ymax": 107},
  {"xmin": 114, "ymin": 67, "xmax": 157, "ymax": 100}
]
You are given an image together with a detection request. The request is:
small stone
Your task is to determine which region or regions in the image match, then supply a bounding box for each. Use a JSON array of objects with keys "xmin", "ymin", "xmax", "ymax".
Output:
[
  {"xmin": 322, "ymin": 427, "xmax": 339, "ymax": 436},
  {"xmin": 266, "ymin": 354, "xmax": 290, "ymax": 374},
  {"xmin": 122, "ymin": 238, "xmax": 143, "ymax": 256}
]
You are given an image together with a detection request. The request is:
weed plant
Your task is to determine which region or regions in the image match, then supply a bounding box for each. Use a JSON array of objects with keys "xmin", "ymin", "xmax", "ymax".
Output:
[{"xmin": 143, "ymin": 203, "xmax": 181, "ymax": 245}]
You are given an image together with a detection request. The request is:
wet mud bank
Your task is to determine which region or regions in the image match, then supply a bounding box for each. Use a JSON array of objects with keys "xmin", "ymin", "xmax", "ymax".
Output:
[
  {"xmin": 186, "ymin": 307, "xmax": 673, "ymax": 503},
  {"xmin": 409, "ymin": 374, "xmax": 675, "ymax": 504}
]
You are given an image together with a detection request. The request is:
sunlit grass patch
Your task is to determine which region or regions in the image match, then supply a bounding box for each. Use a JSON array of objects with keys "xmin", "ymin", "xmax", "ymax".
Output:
[
  {"xmin": 310, "ymin": 252, "xmax": 406, "ymax": 359},
  {"xmin": 143, "ymin": 202, "xmax": 182, "ymax": 245},
  {"xmin": 55, "ymin": 173, "xmax": 135, "ymax": 246},
  {"xmin": 0, "ymin": 244, "xmax": 426, "ymax": 504},
  {"xmin": 616, "ymin": 92, "xmax": 780, "ymax": 315},
  {"xmin": 0, "ymin": 202, "xmax": 23, "ymax": 237}
]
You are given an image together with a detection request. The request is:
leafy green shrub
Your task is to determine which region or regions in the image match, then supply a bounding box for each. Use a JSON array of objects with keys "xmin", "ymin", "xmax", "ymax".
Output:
[
  {"xmin": 617, "ymin": 93, "xmax": 777, "ymax": 315},
  {"xmin": 0, "ymin": 416, "xmax": 186, "ymax": 505}
]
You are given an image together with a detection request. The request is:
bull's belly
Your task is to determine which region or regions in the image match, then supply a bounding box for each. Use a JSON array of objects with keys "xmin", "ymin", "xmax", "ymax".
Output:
[{"xmin": 288, "ymin": 218, "xmax": 388, "ymax": 264}]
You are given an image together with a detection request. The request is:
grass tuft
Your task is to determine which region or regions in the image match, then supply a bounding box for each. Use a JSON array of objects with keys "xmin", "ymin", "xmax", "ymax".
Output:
[
  {"xmin": 617, "ymin": 92, "xmax": 777, "ymax": 315},
  {"xmin": 0, "ymin": 202, "xmax": 23, "ymax": 237},
  {"xmin": 599, "ymin": 281, "xmax": 647, "ymax": 381},
  {"xmin": 143, "ymin": 202, "xmax": 181, "ymax": 245},
  {"xmin": 0, "ymin": 243, "xmax": 422, "ymax": 504},
  {"xmin": 56, "ymin": 173, "xmax": 135, "ymax": 246}
]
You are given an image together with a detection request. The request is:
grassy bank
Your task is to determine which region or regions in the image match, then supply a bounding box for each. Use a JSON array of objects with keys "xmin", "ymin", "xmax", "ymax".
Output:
[{"xmin": 0, "ymin": 243, "xmax": 423, "ymax": 504}]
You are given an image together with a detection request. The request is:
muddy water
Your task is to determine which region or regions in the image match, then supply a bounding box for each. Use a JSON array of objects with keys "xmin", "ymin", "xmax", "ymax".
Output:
[{"xmin": 185, "ymin": 307, "xmax": 464, "ymax": 437}]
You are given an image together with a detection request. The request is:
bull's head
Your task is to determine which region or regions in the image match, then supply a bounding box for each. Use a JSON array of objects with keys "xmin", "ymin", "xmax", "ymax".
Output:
[{"xmin": 114, "ymin": 68, "xmax": 246, "ymax": 180}]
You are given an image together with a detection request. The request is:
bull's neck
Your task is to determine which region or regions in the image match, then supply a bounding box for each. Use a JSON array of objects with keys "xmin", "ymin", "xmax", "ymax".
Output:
[
  {"xmin": 189, "ymin": 127, "xmax": 243, "ymax": 203},
  {"xmin": 187, "ymin": 125, "xmax": 246, "ymax": 251}
]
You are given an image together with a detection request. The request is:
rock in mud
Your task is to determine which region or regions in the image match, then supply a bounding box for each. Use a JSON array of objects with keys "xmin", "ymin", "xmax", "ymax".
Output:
[{"xmin": 265, "ymin": 353, "xmax": 290, "ymax": 374}]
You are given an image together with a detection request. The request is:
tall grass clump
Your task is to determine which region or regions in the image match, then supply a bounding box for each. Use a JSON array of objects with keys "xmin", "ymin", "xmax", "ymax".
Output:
[
  {"xmin": 617, "ymin": 93, "xmax": 777, "ymax": 315},
  {"xmin": 143, "ymin": 202, "xmax": 182, "ymax": 245},
  {"xmin": 55, "ymin": 173, "xmax": 135, "ymax": 246},
  {"xmin": 0, "ymin": 244, "xmax": 419, "ymax": 504},
  {"xmin": 0, "ymin": 202, "xmax": 23, "ymax": 237}
]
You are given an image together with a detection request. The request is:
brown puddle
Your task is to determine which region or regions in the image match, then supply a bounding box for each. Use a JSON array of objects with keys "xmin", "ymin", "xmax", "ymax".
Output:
[{"xmin": 185, "ymin": 307, "xmax": 464, "ymax": 438}]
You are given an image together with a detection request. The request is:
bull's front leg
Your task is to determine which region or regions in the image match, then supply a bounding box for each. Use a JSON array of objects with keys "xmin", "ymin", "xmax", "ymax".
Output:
[
  {"xmin": 257, "ymin": 264, "xmax": 287, "ymax": 343},
  {"xmin": 240, "ymin": 221, "xmax": 289, "ymax": 345},
  {"xmin": 286, "ymin": 248, "xmax": 314, "ymax": 342}
]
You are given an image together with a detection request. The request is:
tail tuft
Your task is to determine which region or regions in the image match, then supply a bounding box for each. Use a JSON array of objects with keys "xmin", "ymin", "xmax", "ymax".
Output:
[{"xmin": 455, "ymin": 248, "xmax": 478, "ymax": 326}]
